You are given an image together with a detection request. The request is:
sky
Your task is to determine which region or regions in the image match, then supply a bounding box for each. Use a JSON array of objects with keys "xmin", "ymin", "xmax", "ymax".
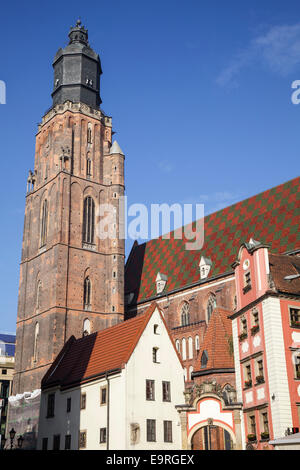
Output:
[{"xmin": 0, "ymin": 0, "xmax": 299, "ymax": 332}]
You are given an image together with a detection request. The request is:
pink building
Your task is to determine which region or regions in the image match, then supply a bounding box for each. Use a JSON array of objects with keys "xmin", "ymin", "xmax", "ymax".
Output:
[{"xmin": 230, "ymin": 238, "xmax": 300, "ymax": 450}]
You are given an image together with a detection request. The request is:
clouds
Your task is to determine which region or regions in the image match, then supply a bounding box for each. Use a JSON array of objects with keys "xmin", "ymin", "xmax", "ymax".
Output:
[{"xmin": 217, "ymin": 23, "xmax": 300, "ymax": 87}]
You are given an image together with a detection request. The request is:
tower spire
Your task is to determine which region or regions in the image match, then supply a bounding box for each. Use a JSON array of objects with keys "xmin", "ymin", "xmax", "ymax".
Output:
[{"xmin": 51, "ymin": 21, "xmax": 102, "ymax": 109}]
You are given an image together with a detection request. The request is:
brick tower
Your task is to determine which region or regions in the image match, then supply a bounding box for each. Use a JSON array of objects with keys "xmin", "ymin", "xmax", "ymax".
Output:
[{"xmin": 13, "ymin": 20, "xmax": 125, "ymax": 399}]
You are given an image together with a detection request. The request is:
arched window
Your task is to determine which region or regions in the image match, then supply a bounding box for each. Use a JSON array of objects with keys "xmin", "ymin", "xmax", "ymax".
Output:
[
  {"xmin": 188, "ymin": 337, "xmax": 193, "ymax": 359},
  {"xmin": 83, "ymin": 196, "xmax": 95, "ymax": 244},
  {"xmin": 182, "ymin": 338, "xmax": 187, "ymax": 360},
  {"xmin": 83, "ymin": 318, "xmax": 91, "ymax": 336},
  {"xmin": 86, "ymin": 158, "xmax": 92, "ymax": 177},
  {"xmin": 189, "ymin": 366, "xmax": 194, "ymax": 380},
  {"xmin": 40, "ymin": 199, "xmax": 48, "ymax": 247},
  {"xmin": 207, "ymin": 294, "xmax": 217, "ymax": 323},
  {"xmin": 195, "ymin": 335, "xmax": 200, "ymax": 351},
  {"xmin": 83, "ymin": 277, "xmax": 91, "ymax": 310},
  {"xmin": 87, "ymin": 126, "xmax": 92, "ymax": 144},
  {"xmin": 175, "ymin": 340, "xmax": 180, "ymax": 353},
  {"xmin": 181, "ymin": 302, "xmax": 190, "ymax": 326},
  {"xmin": 201, "ymin": 350, "xmax": 208, "ymax": 369},
  {"xmin": 36, "ymin": 280, "xmax": 42, "ymax": 311},
  {"xmin": 33, "ymin": 322, "xmax": 39, "ymax": 362}
]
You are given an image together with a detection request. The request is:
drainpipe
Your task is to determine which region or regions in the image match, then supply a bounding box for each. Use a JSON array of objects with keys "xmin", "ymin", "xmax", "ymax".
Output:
[{"xmin": 106, "ymin": 372, "xmax": 110, "ymax": 450}]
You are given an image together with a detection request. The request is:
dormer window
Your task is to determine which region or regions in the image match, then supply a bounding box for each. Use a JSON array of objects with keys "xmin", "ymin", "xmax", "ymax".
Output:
[
  {"xmin": 156, "ymin": 273, "xmax": 167, "ymax": 294},
  {"xmin": 199, "ymin": 256, "xmax": 212, "ymax": 280}
]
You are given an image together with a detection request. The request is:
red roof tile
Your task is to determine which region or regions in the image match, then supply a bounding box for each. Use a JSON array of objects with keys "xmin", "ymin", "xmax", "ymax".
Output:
[
  {"xmin": 42, "ymin": 302, "xmax": 183, "ymax": 390},
  {"xmin": 194, "ymin": 308, "xmax": 234, "ymax": 373},
  {"xmin": 125, "ymin": 177, "xmax": 300, "ymax": 304}
]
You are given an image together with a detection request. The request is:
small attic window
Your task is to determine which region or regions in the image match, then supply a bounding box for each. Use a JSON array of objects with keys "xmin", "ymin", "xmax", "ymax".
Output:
[
  {"xmin": 156, "ymin": 272, "xmax": 167, "ymax": 294},
  {"xmin": 199, "ymin": 256, "xmax": 212, "ymax": 280},
  {"xmin": 201, "ymin": 350, "xmax": 208, "ymax": 369},
  {"xmin": 154, "ymin": 324, "xmax": 159, "ymax": 335}
]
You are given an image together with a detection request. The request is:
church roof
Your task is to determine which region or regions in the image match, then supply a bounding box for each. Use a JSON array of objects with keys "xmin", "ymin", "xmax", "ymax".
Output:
[
  {"xmin": 41, "ymin": 302, "xmax": 182, "ymax": 390},
  {"xmin": 193, "ymin": 308, "xmax": 234, "ymax": 373},
  {"xmin": 125, "ymin": 177, "xmax": 300, "ymax": 304}
]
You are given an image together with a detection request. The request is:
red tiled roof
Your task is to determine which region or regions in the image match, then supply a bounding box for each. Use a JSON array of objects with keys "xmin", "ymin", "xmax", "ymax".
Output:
[
  {"xmin": 125, "ymin": 177, "xmax": 300, "ymax": 304},
  {"xmin": 269, "ymin": 253, "xmax": 300, "ymax": 295},
  {"xmin": 42, "ymin": 302, "xmax": 183, "ymax": 390},
  {"xmin": 194, "ymin": 308, "xmax": 234, "ymax": 373}
]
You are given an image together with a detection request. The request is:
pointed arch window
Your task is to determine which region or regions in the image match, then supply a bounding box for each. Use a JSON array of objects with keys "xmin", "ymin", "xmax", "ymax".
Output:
[
  {"xmin": 83, "ymin": 196, "xmax": 95, "ymax": 244},
  {"xmin": 201, "ymin": 350, "xmax": 208, "ymax": 369},
  {"xmin": 207, "ymin": 294, "xmax": 217, "ymax": 323},
  {"xmin": 86, "ymin": 158, "xmax": 92, "ymax": 178},
  {"xmin": 181, "ymin": 301, "xmax": 190, "ymax": 326},
  {"xmin": 36, "ymin": 280, "xmax": 42, "ymax": 311},
  {"xmin": 84, "ymin": 277, "xmax": 91, "ymax": 310},
  {"xmin": 83, "ymin": 318, "xmax": 91, "ymax": 336},
  {"xmin": 40, "ymin": 199, "xmax": 48, "ymax": 247},
  {"xmin": 33, "ymin": 322, "xmax": 39, "ymax": 362},
  {"xmin": 87, "ymin": 127, "xmax": 92, "ymax": 144}
]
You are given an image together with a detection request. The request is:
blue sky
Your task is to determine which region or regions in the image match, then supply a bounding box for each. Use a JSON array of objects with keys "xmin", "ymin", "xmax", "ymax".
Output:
[{"xmin": 0, "ymin": 0, "xmax": 300, "ymax": 332}]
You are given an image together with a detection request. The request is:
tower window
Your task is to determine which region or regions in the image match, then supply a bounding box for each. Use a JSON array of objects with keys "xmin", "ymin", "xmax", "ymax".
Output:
[
  {"xmin": 86, "ymin": 158, "xmax": 92, "ymax": 177},
  {"xmin": 83, "ymin": 196, "xmax": 95, "ymax": 244},
  {"xmin": 83, "ymin": 318, "xmax": 91, "ymax": 336},
  {"xmin": 83, "ymin": 277, "xmax": 91, "ymax": 310},
  {"xmin": 40, "ymin": 199, "xmax": 48, "ymax": 247},
  {"xmin": 87, "ymin": 127, "xmax": 92, "ymax": 144},
  {"xmin": 33, "ymin": 322, "xmax": 39, "ymax": 362}
]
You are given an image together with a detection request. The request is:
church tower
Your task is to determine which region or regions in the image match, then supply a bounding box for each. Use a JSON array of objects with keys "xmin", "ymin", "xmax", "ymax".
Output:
[{"xmin": 13, "ymin": 20, "xmax": 125, "ymax": 397}]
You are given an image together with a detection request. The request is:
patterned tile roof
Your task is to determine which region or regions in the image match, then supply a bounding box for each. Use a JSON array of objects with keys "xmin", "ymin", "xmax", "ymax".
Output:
[
  {"xmin": 194, "ymin": 308, "xmax": 234, "ymax": 373},
  {"xmin": 125, "ymin": 177, "xmax": 300, "ymax": 304}
]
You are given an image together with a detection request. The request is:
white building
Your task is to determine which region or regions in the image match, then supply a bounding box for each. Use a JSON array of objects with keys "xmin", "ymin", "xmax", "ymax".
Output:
[{"xmin": 37, "ymin": 303, "xmax": 185, "ymax": 450}]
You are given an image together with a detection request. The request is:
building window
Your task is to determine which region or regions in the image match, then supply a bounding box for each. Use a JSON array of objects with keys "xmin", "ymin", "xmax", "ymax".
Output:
[
  {"xmin": 175, "ymin": 340, "xmax": 180, "ymax": 353},
  {"xmin": 65, "ymin": 434, "xmax": 71, "ymax": 450},
  {"xmin": 244, "ymin": 364, "xmax": 252, "ymax": 388},
  {"xmin": 162, "ymin": 381, "xmax": 171, "ymax": 402},
  {"xmin": 146, "ymin": 380, "xmax": 155, "ymax": 401},
  {"xmin": 66, "ymin": 397, "xmax": 71, "ymax": 413},
  {"xmin": 53, "ymin": 434, "xmax": 60, "ymax": 451},
  {"xmin": 36, "ymin": 280, "xmax": 42, "ymax": 311},
  {"xmin": 181, "ymin": 338, "xmax": 186, "ymax": 360},
  {"xmin": 47, "ymin": 393, "xmax": 55, "ymax": 418},
  {"xmin": 33, "ymin": 322, "xmax": 39, "ymax": 362},
  {"xmin": 83, "ymin": 318, "xmax": 91, "ymax": 336},
  {"xmin": 152, "ymin": 347, "xmax": 159, "ymax": 363},
  {"xmin": 290, "ymin": 307, "xmax": 300, "ymax": 328},
  {"xmin": 195, "ymin": 335, "xmax": 200, "ymax": 351},
  {"xmin": 146, "ymin": 419, "xmax": 156, "ymax": 442},
  {"xmin": 2, "ymin": 369, "xmax": 7, "ymax": 375},
  {"xmin": 100, "ymin": 428, "xmax": 107, "ymax": 444},
  {"xmin": 86, "ymin": 158, "xmax": 92, "ymax": 177},
  {"xmin": 248, "ymin": 415, "xmax": 256, "ymax": 439},
  {"xmin": 80, "ymin": 393, "xmax": 86, "ymax": 410},
  {"xmin": 79, "ymin": 431, "xmax": 86, "ymax": 449},
  {"xmin": 163, "ymin": 421, "xmax": 172, "ymax": 443},
  {"xmin": 295, "ymin": 355, "xmax": 300, "ymax": 379},
  {"xmin": 40, "ymin": 199, "xmax": 48, "ymax": 247},
  {"xmin": 181, "ymin": 302, "xmax": 190, "ymax": 326},
  {"xmin": 154, "ymin": 324, "xmax": 159, "ymax": 334},
  {"xmin": 188, "ymin": 336, "xmax": 193, "ymax": 359},
  {"xmin": 256, "ymin": 359, "xmax": 264, "ymax": 384},
  {"xmin": 251, "ymin": 309, "xmax": 260, "ymax": 335},
  {"xmin": 243, "ymin": 271, "xmax": 252, "ymax": 293},
  {"xmin": 100, "ymin": 386, "xmax": 107, "ymax": 405},
  {"xmin": 260, "ymin": 411, "xmax": 269, "ymax": 439},
  {"xmin": 201, "ymin": 350, "xmax": 208, "ymax": 369},
  {"xmin": 82, "ymin": 196, "xmax": 95, "ymax": 244},
  {"xmin": 42, "ymin": 438, "xmax": 48, "ymax": 450},
  {"xmin": 239, "ymin": 317, "xmax": 248, "ymax": 341},
  {"xmin": 207, "ymin": 294, "xmax": 217, "ymax": 322},
  {"xmin": 87, "ymin": 127, "xmax": 92, "ymax": 144},
  {"xmin": 83, "ymin": 277, "xmax": 91, "ymax": 310}
]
